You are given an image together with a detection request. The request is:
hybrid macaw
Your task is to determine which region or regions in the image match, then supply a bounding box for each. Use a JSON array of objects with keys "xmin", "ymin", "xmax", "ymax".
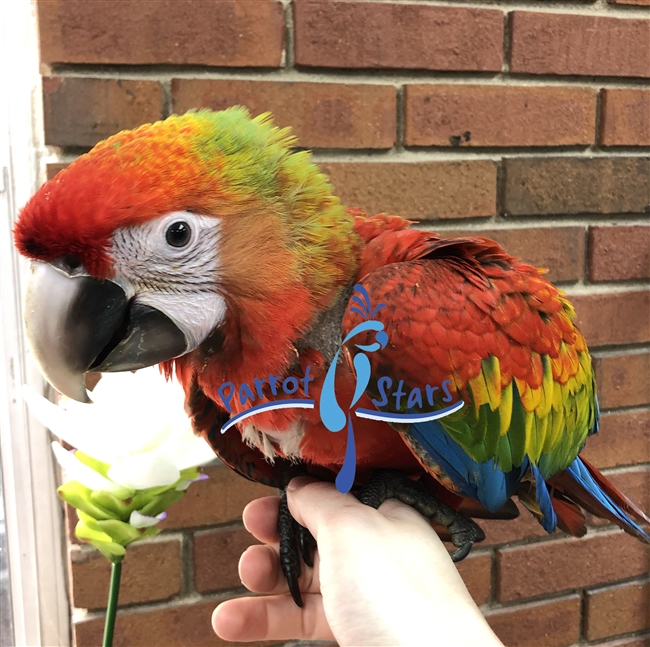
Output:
[{"xmin": 15, "ymin": 108, "xmax": 649, "ymax": 606}]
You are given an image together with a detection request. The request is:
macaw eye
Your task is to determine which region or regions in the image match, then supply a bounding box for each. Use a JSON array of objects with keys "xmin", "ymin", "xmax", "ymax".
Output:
[{"xmin": 165, "ymin": 221, "xmax": 192, "ymax": 248}]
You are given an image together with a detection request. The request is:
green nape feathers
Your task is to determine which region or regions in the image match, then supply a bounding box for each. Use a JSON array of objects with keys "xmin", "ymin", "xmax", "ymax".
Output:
[{"xmin": 177, "ymin": 108, "xmax": 362, "ymax": 299}]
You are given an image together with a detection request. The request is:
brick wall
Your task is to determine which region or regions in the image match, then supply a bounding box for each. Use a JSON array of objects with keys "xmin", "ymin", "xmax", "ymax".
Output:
[{"xmin": 36, "ymin": 1, "xmax": 649, "ymax": 646}]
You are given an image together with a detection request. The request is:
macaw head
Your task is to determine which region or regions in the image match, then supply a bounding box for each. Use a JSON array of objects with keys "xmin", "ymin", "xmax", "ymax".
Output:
[{"xmin": 15, "ymin": 107, "xmax": 359, "ymax": 402}]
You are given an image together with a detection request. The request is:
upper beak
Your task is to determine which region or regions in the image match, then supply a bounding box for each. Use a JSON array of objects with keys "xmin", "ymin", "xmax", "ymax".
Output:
[{"xmin": 24, "ymin": 261, "xmax": 189, "ymax": 402}]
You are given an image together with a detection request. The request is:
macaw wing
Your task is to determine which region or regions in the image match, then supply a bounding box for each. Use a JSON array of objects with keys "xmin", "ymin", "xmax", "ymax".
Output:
[{"xmin": 342, "ymin": 237, "xmax": 598, "ymax": 514}]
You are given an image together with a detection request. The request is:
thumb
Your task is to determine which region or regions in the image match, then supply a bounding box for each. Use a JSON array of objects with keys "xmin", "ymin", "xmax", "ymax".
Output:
[{"xmin": 286, "ymin": 477, "xmax": 362, "ymax": 539}]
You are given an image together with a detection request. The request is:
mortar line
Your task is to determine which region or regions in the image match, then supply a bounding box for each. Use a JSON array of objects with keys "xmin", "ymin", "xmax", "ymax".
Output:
[
  {"xmin": 180, "ymin": 530, "xmax": 195, "ymax": 597},
  {"xmin": 44, "ymin": 64, "xmax": 650, "ymax": 89},
  {"xmin": 579, "ymin": 587, "xmax": 587, "ymax": 644},
  {"xmin": 160, "ymin": 78, "xmax": 172, "ymax": 119},
  {"xmin": 328, "ymin": 0, "xmax": 650, "ymax": 17},
  {"xmin": 281, "ymin": 0, "xmax": 295, "ymax": 70},
  {"xmin": 395, "ymin": 85, "xmax": 406, "ymax": 150},
  {"xmin": 502, "ymin": 11, "xmax": 512, "ymax": 74},
  {"xmin": 582, "ymin": 223, "xmax": 591, "ymax": 284},
  {"xmin": 594, "ymin": 87, "xmax": 604, "ymax": 149}
]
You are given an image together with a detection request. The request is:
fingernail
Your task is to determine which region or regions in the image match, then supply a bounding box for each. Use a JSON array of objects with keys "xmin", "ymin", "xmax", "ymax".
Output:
[{"xmin": 287, "ymin": 476, "xmax": 317, "ymax": 491}]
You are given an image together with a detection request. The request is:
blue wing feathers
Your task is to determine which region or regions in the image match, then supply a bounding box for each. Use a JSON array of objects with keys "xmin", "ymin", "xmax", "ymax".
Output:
[
  {"xmin": 409, "ymin": 419, "xmax": 523, "ymax": 513},
  {"xmin": 400, "ymin": 408, "xmax": 647, "ymax": 542}
]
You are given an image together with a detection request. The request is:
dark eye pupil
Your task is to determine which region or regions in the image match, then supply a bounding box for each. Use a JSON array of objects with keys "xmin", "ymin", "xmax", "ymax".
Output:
[{"xmin": 166, "ymin": 221, "xmax": 191, "ymax": 247}]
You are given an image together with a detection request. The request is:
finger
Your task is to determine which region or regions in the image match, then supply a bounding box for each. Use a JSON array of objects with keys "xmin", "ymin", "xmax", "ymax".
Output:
[
  {"xmin": 239, "ymin": 543, "xmax": 320, "ymax": 595},
  {"xmin": 378, "ymin": 497, "xmax": 441, "ymax": 528},
  {"xmin": 212, "ymin": 594, "xmax": 335, "ymax": 643},
  {"xmin": 286, "ymin": 478, "xmax": 364, "ymax": 538},
  {"xmin": 242, "ymin": 496, "xmax": 281, "ymax": 544}
]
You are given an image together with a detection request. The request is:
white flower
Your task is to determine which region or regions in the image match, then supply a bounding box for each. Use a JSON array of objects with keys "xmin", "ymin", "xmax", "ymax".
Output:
[
  {"xmin": 23, "ymin": 367, "xmax": 215, "ymax": 561},
  {"xmin": 24, "ymin": 367, "xmax": 215, "ymax": 491}
]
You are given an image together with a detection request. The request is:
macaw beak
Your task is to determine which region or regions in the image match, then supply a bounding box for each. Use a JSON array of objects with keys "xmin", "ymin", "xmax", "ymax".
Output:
[{"xmin": 23, "ymin": 261, "xmax": 188, "ymax": 402}]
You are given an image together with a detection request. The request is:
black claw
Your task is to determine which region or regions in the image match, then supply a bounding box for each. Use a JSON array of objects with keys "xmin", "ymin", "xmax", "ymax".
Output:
[
  {"xmin": 357, "ymin": 469, "xmax": 483, "ymax": 562},
  {"xmin": 298, "ymin": 523, "xmax": 316, "ymax": 568},
  {"xmin": 278, "ymin": 490, "xmax": 304, "ymax": 607},
  {"xmin": 288, "ymin": 572, "xmax": 304, "ymax": 608},
  {"xmin": 451, "ymin": 542, "xmax": 473, "ymax": 562}
]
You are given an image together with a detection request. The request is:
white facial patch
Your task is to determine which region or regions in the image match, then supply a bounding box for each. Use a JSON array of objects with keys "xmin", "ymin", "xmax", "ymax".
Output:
[{"xmin": 111, "ymin": 211, "xmax": 226, "ymax": 352}]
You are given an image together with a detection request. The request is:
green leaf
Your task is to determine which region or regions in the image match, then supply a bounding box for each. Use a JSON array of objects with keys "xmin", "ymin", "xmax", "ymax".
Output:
[
  {"xmin": 178, "ymin": 467, "xmax": 201, "ymax": 482},
  {"xmin": 138, "ymin": 527, "xmax": 162, "ymax": 542},
  {"xmin": 77, "ymin": 509, "xmax": 104, "ymax": 531},
  {"xmin": 140, "ymin": 482, "xmax": 179, "ymax": 497},
  {"xmin": 140, "ymin": 489, "xmax": 185, "ymax": 517},
  {"xmin": 75, "ymin": 520, "xmax": 126, "ymax": 562},
  {"xmin": 73, "ymin": 450, "xmax": 112, "ymax": 479},
  {"xmin": 90, "ymin": 491, "xmax": 132, "ymax": 521},
  {"xmin": 128, "ymin": 491, "xmax": 157, "ymax": 511},
  {"xmin": 58, "ymin": 482, "xmax": 115, "ymax": 520},
  {"xmin": 96, "ymin": 519, "xmax": 141, "ymax": 546}
]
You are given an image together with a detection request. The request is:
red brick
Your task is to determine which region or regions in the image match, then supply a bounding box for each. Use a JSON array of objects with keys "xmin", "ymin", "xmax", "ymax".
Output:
[
  {"xmin": 70, "ymin": 540, "xmax": 181, "ymax": 610},
  {"xmin": 586, "ymin": 468, "xmax": 650, "ymax": 529},
  {"xmin": 502, "ymin": 157, "xmax": 650, "ymax": 216},
  {"xmin": 38, "ymin": 0, "xmax": 284, "ymax": 67},
  {"xmin": 405, "ymin": 85, "xmax": 596, "ymax": 147},
  {"xmin": 587, "ymin": 578, "xmax": 650, "ymax": 640},
  {"xmin": 160, "ymin": 465, "xmax": 275, "ymax": 531},
  {"xmin": 600, "ymin": 89, "xmax": 650, "ymax": 146},
  {"xmin": 510, "ymin": 12, "xmax": 650, "ymax": 78},
  {"xmin": 592, "ymin": 352, "xmax": 650, "ymax": 409},
  {"xmin": 485, "ymin": 595, "xmax": 581, "ymax": 647},
  {"xmin": 496, "ymin": 529, "xmax": 650, "ymax": 601},
  {"xmin": 455, "ymin": 551, "xmax": 492, "ymax": 605},
  {"xmin": 582, "ymin": 410, "xmax": 650, "ymax": 468},
  {"xmin": 46, "ymin": 162, "xmax": 70, "ymax": 181},
  {"xmin": 440, "ymin": 227, "xmax": 585, "ymax": 283},
  {"xmin": 172, "ymin": 79, "xmax": 396, "ymax": 149},
  {"xmin": 571, "ymin": 290, "xmax": 650, "ymax": 347},
  {"xmin": 589, "ymin": 225, "xmax": 650, "ymax": 282},
  {"xmin": 319, "ymin": 161, "xmax": 497, "ymax": 220},
  {"xmin": 73, "ymin": 598, "xmax": 282, "ymax": 647},
  {"xmin": 65, "ymin": 503, "xmax": 81, "ymax": 545},
  {"xmin": 478, "ymin": 502, "xmax": 551, "ymax": 547},
  {"xmin": 294, "ymin": 1, "xmax": 503, "ymax": 72},
  {"xmin": 43, "ymin": 77, "xmax": 162, "ymax": 148},
  {"xmin": 193, "ymin": 526, "xmax": 259, "ymax": 594}
]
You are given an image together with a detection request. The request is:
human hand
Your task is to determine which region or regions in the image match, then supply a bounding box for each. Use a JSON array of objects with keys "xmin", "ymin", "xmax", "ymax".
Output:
[{"xmin": 212, "ymin": 477, "xmax": 503, "ymax": 646}]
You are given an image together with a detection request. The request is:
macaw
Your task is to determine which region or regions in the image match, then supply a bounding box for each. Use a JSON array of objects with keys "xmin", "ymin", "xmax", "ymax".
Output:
[{"xmin": 15, "ymin": 108, "xmax": 649, "ymax": 606}]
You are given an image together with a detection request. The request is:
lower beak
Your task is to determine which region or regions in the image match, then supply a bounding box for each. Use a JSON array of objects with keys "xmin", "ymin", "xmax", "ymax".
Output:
[{"xmin": 24, "ymin": 262, "xmax": 188, "ymax": 402}]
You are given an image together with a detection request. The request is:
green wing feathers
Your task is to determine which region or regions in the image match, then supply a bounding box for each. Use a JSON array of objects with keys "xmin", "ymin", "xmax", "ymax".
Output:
[{"xmin": 349, "ymin": 236, "xmax": 598, "ymax": 479}]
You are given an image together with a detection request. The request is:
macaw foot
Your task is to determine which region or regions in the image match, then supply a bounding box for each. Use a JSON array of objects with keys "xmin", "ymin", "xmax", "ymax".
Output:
[
  {"xmin": 358, "ymin": 469, "xmax": 485, "ymax": 562},
  {"xmin": 278, "ymin": 489, "xmax": 316, "ymax": 608},
  {"xmin": 277, "ymin": 472, "xmax": 483, "ymax": 606}
]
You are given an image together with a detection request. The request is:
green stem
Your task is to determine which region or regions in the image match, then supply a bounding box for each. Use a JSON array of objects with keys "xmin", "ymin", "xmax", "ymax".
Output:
[{"xmin": 102, "ymin": 559, "xmax": 123, "ymax": 647}]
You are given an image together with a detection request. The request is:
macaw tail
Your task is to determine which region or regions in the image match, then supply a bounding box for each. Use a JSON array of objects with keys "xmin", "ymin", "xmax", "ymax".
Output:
[{"xmin": 548, "ymin": 456, "xmax": 650, "ymax": 543}]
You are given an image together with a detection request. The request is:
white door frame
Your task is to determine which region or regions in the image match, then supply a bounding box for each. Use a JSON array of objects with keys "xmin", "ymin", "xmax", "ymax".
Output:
[{"xmin": 0, "ymin": 0, "xmax": 71, "ymax": 645}]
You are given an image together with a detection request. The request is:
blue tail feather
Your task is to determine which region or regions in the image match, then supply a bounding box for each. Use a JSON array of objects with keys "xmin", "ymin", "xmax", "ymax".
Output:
[
  {"xmin": 530, "ymin": 464, "xmax": 557, "ymax": 532},
  {"xmin": 565, "ymin": 456, "xmax": 650, "ymax": 541}
]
